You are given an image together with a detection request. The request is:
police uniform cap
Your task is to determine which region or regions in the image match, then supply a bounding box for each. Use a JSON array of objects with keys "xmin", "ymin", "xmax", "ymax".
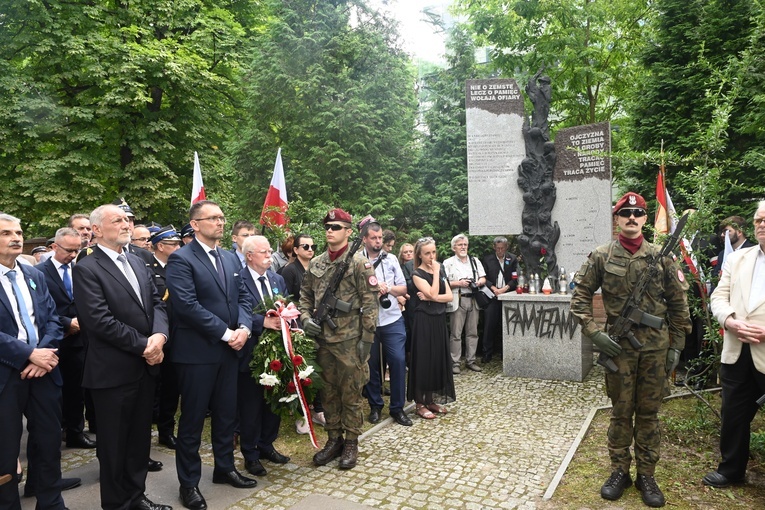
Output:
[
  {"xmin": 323, "ymin": 208, "xmax": 352, "ymax": 225},
  {"xmin": 613, "ymin": 192, "xmax": 647, "ymax": 214},
  {"xmin": 180, "ymin": 223, "xmax": 194, "ymax": 238},
  {"xmin": 151, "ymin": 225, "xmax": 182, "ymax": 245},
  {"xmin": 31, "ymin": 246, "xmax": 48, "ymax": 254},
  {"xmin": 46, "ymin": 237, "xmax": 56, "ymax": 247},
  {"xmin": 111, "ymin": 197, "xmax": 135, "ymax": 218},
  {"xmin": 147, "ymin": 221, "xmax": 162, "ymax": 234}
]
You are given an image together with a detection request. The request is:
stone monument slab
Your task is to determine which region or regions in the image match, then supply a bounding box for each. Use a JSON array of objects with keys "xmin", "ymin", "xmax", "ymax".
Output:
[
  {"xmin": 465, "ymin": 79, "xmax": 526, "ymax": 234},
  {"xmin": 552, "ymin": 122, "xmax": 613, "ymax": 275},
  {"xmin": 499, "ymin": 293, "xmax": 592, "ymax": 382}
]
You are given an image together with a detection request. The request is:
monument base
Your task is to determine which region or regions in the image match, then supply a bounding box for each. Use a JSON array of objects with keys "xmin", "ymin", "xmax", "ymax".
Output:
[{"xmin": 499, "ymin": 293, "xmax": 592, "ymax": 382}]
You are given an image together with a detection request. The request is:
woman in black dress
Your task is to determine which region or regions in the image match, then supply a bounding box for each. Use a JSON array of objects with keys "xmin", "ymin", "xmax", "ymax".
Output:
[{"xmin": 407, "ymin": 237, "xmax": 456, "ymax": 419}]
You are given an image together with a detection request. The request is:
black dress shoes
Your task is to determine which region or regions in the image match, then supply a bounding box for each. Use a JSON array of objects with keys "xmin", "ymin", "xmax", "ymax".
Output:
[
  {"xmin": 245, "ymin": 459, "xmax": 267, "ymax": 476},
  {"xmin": 702, "ymin": 471, "xmax": 745, "ymax": 488},
  {"xmin": 212, "ymin": 469, "xmax": 257, "ymax": 488},
  {"xmin": 368, "ymin": 407, "xmax": 382, "ymax": 424},
  {"xmin": 131, "ymin": 495, "xmax": 172, "ymax": 510},
  {"xmin": 600, "ymin": 468, "xmax": 632, "ymax": 500},
  {"xmin": 158, "ymin": 434, "xmax": 177, "ymax": 449},
  {"xmin": 390, "ymin": 410, "xmax": 413, "ymax": 426},
  {"xmin": 179, "ymin": 486, "xmax": 207, "ymax": 510},
  {"xmin": 148, "ymin": 459, "xmax": 163, "ymax": 472},
  {"xmin": 261, "ymin": 448, "xmax": 290, "ymax": 464},
  {"xmin": 25, "ymin": 477, "xmax": 82, "ymax": 497},
  {"xmin": 65, "ymin": 432, "xmax": 97, "ymax": 449}
]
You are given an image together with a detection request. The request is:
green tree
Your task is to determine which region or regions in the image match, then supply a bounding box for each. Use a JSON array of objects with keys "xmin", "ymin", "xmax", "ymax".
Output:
[
  {"xmin": 229, "ymin": 0, "xmax": 419, "ymax": 230},
  {"xmin": 0, "ymin": 0, "xmax": 261, "ymax": 233},
  {"xmin": 457, "ymin": 0, "xmax": 649, "ymax": 129}
]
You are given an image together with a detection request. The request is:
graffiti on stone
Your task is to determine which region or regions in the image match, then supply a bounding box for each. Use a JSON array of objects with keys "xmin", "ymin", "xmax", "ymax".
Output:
[{"xmin": 503, "ymin": 302, "xmax": 578, "ymax": 339}]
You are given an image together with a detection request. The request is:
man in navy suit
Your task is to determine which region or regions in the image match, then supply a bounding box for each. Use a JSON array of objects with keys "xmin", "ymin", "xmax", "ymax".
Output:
[
  {"xmin": 237, "ymin": 235, "xmax": 290, "ymax": 477},
  {"xmin": 40, "ymin": 227, "xmax": 97, "ymax": 450},
  {"xmin": 480, "ymin": 237, "xmax": 518, "ymax": 363},
  {"xmin": 166, "ymin": 200, "xmax": 255, "ymax": 510},
  {"xmin": 0, "ymin": 213, "xmax": 67, "ymax": 510},
  {"xmin": 73, "ymin": 205, "xmax": 170, "ymax": 510}
]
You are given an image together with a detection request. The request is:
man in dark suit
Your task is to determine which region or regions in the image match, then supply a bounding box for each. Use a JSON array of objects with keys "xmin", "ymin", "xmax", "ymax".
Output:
[
  {"xmin": 0, "ymin": 213, "xmax": 67, "ymax": 510},
  {"xmin": 166, "ymin": 200, "xmax": 256, "ymax": 510},
  {"xmin": 40, "ymin": 228, "xmax": 96, "ymax": 450},
  {"xmin": 237, "ymin": 235, "xmax": 290, "ymax": 477},
  {"xmin": 480, "ymin": 237, "xmax": 518, "ymax": 363},
  {"xmin": 73, "ymin": 204, "xmax": 170, "ymax": 510}
]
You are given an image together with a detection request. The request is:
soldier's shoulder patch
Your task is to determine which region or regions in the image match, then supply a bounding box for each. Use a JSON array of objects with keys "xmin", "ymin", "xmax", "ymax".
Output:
[
  {"xmin": 677, "ymin": 269, "xmax": 685, "ymax": 282},
  {"xmin": 368, "ymin": 275, "xmax": 378, "ymax": 286}
]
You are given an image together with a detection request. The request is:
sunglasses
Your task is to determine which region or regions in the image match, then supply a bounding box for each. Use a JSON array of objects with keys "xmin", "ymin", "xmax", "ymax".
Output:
[
  {"xmin": 298, "ymin": 243, "xmax": 317, "ymax": 251},
  {"xmin": 324, "ymin": 223, "xmax": 346, "ymax": 231},
  {"xmin": 616, "ymin": 208, "xmax": 646, "ymax": 218}
]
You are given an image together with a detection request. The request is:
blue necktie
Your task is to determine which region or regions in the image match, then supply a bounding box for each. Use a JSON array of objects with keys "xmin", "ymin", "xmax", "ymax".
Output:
[
  {"xmin": 7, "ymin": 270, "xmax": 38, "ymax": 347},
  {"xmin": 210, "ymin": 250, "xmax": 226, "ymax": 290},
  {"xmin": 62, "ymin": 263, "xmax": 73, "ymax": 300}
]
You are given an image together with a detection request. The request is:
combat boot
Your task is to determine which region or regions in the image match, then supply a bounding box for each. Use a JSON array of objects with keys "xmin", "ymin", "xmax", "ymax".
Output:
[
  {"xmin": 636, "ymin": 474, "xmax": 665, "ymax": 507},
  {"xmin": 338, "ymin": 439, "xmax": 359, "ymax": 470},
  {"xmin": 600, "ymin": 468, "xmax": 632, "ymax": 500},
  {"xmin": 313, "ymin": 437, "xmax": 344, "ymax": 466}
]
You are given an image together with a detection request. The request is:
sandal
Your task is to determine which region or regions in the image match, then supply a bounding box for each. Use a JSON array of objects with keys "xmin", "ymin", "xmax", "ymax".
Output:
[
  {"xmin": 416, "ymin": 405, "xmax": 436, "ymax": 420},
  {"xmin": 427, "ymin": 404, "xmax": 448, "ymax": 415}
]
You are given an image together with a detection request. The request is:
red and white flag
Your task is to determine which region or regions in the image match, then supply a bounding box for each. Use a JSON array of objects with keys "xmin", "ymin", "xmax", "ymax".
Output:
[
  {"xmin": 191, "ymin": 151, "xmax": 206, "ymax": 205},
  {"xmin": 654, "ymin": 165, "xmax": 676, "ymax": 235},
  {"xmin": 260, "ymin": 148, "xmax": 288, "ymax": 227}
]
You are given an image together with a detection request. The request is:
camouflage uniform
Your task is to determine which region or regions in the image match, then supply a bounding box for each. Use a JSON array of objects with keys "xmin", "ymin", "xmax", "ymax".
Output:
[
  {"xmin": 299, "ymin": 249, "xmax": 378, "ymax": 440},
  {"xmin": 571, "ymin": 240, "xmax": 691, "ymax": 476}
]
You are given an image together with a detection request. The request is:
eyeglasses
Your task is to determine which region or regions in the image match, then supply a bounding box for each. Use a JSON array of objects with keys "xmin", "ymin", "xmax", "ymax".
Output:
[
  {"xmin": 298, "ymin": 244, "xmax": 317, "ymax": 251},
  {"xmin": 616, "ymin": 208, "xmax": 646, "ymax": 218},
  {"xmin": 133, "ymin": 237, "xmax": 150, "ymax": 243},
  {"xmin": 57, "ymin": 246, "xmax": 80, "ymax": 254},
  {"xmin": 755, "ymin": 218, "xmax": 765, "ymax": 226},
  {"xmin": 193, "ymin": 216, "xmax": 227, "ymax": 224},
  {"xmin": 324, "ymin": 223, "xmax": 346, "ymax": 231}
]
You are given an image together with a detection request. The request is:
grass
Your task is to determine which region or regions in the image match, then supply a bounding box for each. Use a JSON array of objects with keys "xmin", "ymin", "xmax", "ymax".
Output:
[{"xmin": 542, "ymin": 391, "xmax": 765, "ymax": 509}]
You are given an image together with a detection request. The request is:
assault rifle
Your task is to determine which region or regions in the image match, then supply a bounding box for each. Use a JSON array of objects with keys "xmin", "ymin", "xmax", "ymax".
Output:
[
  {"xmin": 757, "ymin": 393, "xmax": 765, "ymax": 409},
  {"xmin": 598, "ymin": 213, "xmax": 690, "ymax": 373},
  {"xmin": 311, "ymin": 216, "xmax": 374, "ymax": 330}
]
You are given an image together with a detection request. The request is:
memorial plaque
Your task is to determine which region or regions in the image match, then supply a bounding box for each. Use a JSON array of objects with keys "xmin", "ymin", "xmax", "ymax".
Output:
[
  {"xmin": 466, "ymin": 79, "xmax": 526, "ymax": 234},
  {"xmin": 552, "ymin": 122, "xmax": 613, "ymax": 275}
]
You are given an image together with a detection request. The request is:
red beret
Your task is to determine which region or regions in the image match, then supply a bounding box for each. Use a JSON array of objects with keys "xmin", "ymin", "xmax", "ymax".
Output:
[
  {"xmin": 323, "ymin": 208, "xmax": 352, "ymax": 225},
  {"xmin": 613, "ymin": 192, "xmax": 647, "ymax": 214}
]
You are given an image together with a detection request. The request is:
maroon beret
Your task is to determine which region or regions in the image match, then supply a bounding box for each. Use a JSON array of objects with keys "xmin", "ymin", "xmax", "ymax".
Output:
[
  {"xmin": 323, "ymin": 208, "xmax": 352, "ymax": 225},
  {"xmin": 613, "ymin": 192, "xmax": 647, "ymax": 214}
]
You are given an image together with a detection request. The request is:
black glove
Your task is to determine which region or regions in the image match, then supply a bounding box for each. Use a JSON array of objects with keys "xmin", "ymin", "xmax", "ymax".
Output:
[
  {"xmin": 303, "ymin": 319, "xmax": 322, "ymax": 337},
  {"xmin": 666, "ymin": 348, "xmax": 681, "ymax": 375},
  {"xmin": 588, "ymin": 331, "xmax": 621, "ymax": 357},
  {"xmin": 357, "ymin": 339, "xmax": 371, "ymax": 361}
]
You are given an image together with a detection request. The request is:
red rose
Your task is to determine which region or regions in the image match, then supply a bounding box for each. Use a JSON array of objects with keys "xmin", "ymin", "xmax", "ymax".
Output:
[
  {"xmin": 269, "ymin": 359, "xmax": 283, "ymax": 372},
  {"xmin": 264, "ymin": 385, "xmax": 274, "ymax": 391},
  {"xmin": 292, "ymin": 355, "xmax": 304, "ymax": 366},
  {"xmin": 301, "ymin": 377, "xmax": 312, "ymax": 387},
  {"xmin": 287, "ymin": 381, "xmax": 297, "ymax": 393},
  {"xmin": 540, "ymin": 247, "xmax": 547, "ymax": 255}
]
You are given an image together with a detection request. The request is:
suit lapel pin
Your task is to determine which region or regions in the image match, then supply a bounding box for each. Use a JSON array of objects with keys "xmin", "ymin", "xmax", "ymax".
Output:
[{"xmin": 29, "ymin": 279, "xmax": 37, "ymax": 291}]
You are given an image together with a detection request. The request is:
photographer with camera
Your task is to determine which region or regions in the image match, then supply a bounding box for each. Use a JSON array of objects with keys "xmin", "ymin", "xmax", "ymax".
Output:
[
  {"xmin": 444, "ymin": 234, "xmax": 487, "ymax": 374},
  {"xmin": 361, "ymin": 220, "xmax": 412, "ymax": 427}
]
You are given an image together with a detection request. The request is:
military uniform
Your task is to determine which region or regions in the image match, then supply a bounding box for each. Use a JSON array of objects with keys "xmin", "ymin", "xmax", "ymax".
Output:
[
  {"xmin": 571, "ymin": 236, "xmax": 691, "ymax": 476},
  {"xmin": 299, "ymin": 249, "xmax": 378, "ymax": 441}
]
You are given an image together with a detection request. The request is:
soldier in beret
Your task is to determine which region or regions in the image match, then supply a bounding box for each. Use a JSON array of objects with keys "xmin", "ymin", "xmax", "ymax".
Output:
[
  {"xmin": 570, "ymin": 192, "xmax": 691, "ymax": 508},
  {"xmin": 298, "ymin": 208, "xmax": 379, "ymax": 470}
]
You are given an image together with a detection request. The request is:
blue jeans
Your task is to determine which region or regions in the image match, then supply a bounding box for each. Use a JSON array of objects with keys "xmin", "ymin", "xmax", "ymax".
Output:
[{"xmin": 365, "ymin": 316, "xmax": 407, "ymax": 412}]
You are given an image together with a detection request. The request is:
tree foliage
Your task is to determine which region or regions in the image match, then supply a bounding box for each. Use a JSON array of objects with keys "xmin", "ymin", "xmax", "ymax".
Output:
[
  {"xmin": 228, "ymin": 0, "xmax": 419, "ymax": 231},
  {"xmin": 0, "ymin": 0, "xmax": 260, "ymax": 233},
  {"xmin": 457, "ymin": 0, "xmax": 649, "ymax": 129}
]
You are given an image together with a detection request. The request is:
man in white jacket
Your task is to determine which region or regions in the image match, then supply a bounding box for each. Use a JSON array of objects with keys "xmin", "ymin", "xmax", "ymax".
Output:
[{"xmin": 705, "ymin": 200, "xmax": 765, "ymax": 488}]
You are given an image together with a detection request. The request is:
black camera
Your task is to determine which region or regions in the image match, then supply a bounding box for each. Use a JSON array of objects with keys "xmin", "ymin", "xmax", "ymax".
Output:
[{"xmin": 379, "ymin": 294, "xmax": 392, "ymax": 309}]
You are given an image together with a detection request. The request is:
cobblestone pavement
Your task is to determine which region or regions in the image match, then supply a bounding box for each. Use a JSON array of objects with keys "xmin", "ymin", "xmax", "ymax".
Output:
[{"xmin": 37, "ymin": 358, "xmax": 613, "ymax": 509}]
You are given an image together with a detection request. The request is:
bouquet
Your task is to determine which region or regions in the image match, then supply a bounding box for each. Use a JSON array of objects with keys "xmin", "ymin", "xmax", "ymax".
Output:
[{"xmin": 250, "ymin": 295, "xmax": 322, "ymax": 445}]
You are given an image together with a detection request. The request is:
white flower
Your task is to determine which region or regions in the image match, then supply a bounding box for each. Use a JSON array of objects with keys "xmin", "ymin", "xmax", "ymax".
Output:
[
  {"xmin": 279, "ymin": 394, "xmax": 298, "ymax": 403},
  {"xmin": 259, "ymin": 373, "xmax": 280, "ymax": 386},
  {"xmin": 298, "ymin": 365, "xmax": 315, "ymax": 379}
]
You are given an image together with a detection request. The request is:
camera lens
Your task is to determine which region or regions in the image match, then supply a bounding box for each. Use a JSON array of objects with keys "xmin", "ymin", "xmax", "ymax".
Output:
[{"xmin": 379, "ymin": 294, "xmax": 392, "ymax": 309}]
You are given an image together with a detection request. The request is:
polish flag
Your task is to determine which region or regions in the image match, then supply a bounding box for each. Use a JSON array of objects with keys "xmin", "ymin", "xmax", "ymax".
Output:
[
  {"xmin": 260, "ymin": 148, "xmax": 288, "ymax": 227},
  {"xmin": 191, "ymin": 151, "xmax": 206, "ymax": 205},
  {"xmin": 654, "ymin": 165, "xmax": 676, "ymax": 235}
]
